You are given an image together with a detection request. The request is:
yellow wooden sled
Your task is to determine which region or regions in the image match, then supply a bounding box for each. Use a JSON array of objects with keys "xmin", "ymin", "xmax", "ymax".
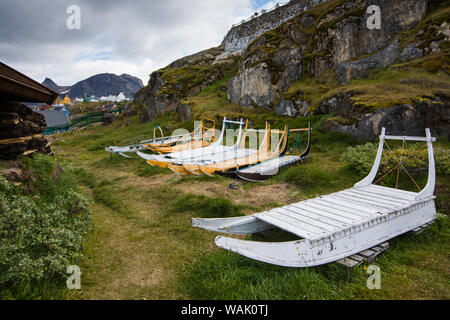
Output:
[
  {"xmin": 168, "ymin": 121, "xmax": 267, "ymax": 176},
  {"xmin": 143, "ymin": 119, "xmax": 216, "ymax": 154},
  {"xmin": 197, "ymin": 124, "xmax": 289, "ymax": 177},
  {"xmin": 167, "ymin": 164, "xmax": 193, "ymax": 175}
]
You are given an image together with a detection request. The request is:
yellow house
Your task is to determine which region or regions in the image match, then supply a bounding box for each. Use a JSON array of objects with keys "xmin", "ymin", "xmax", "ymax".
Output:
[{"xmin": 61, "ymin": 95, "xmax": 71, "ymax": 105}]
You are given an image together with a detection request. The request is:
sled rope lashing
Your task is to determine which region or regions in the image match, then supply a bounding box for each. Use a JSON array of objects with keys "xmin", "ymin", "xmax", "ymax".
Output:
[
  {"xmin": 288, "ymin": 128, "xmax": 309, "ymax": 155},
  {"xmin": 229, "ymin": 178, "xmax": 247, "ymax": 190},
  {"xmin": 373, "ymin": 138, "xmax": 421, "ymax": 192}
]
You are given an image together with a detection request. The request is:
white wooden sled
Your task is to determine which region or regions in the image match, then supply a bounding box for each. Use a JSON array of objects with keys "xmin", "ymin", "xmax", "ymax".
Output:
[
  {"xmin": 105, "ymin": 124, "xmax": 202, "ymax": 158},
  {"xmin": 192, "ymin": 128, "xmax": 437, "ymax": 267},
  {"xmin": 137, "ymin": 118, "xmax": 251, "ymax": 164}
]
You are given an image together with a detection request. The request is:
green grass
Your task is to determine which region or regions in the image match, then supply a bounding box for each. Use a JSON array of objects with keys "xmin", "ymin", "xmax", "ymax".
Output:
[
  {"xmin": 179, "ymin": 216, "xmax": 450, "ymax": 300},
  {"xmin": 40, "ymin": 113, "xmax": 450, "ymax": 300},
  {"xmin": 167, "ymin": 194, "xmax": 246, "ymax": 218}
]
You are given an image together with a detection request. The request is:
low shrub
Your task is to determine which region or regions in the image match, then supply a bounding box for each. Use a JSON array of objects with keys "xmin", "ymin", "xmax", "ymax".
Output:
[
  {"xmin": 341, "ymin": 142, "xmax": 450, "ymax": 177},
  {"xmin": 0, "ymin": 155, "xmax": 91, "ymax": 296}
]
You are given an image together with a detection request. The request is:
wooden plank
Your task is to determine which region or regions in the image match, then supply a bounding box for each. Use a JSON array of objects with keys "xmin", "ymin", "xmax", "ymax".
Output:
[
  {"xmin": 299, "ymin": 199, "xmax": 370, "ymax": 220},
  {"xmin": 280, "ymin": 206, "xmax": 348, "ymax": 230},
  {"xmin": 317, "ymin": 197, "xmax": 383, "ymax": 216},
  {"xmin": 341, "ymin": 190, "xmax": 403, "ymax": 207},
  {"xmin": 411, "ymin": 221, "xmax": 435, "ymax": 235},
  {"xmin": 352, "ymin": 188, "xmax": 412, "ymax": 204},
  {"xmin": 384, "ymin": 135, "xmax": 435, "ymax": 142},
  {"xmin": 268, "ymin": 209, "xmax": 330, "ymax": 235},
  {"xmin": 369, "ymin": 184, "xmax": 417, "ymax": 197},
  {"xmin": 363, "ymin": 185, "xmax": 417, "ymax": 201},
  {"xmin": 0, "ymin": 134, "xmax": 42, "ymax": 145},
  {"xmin": 256, "ymin": 212, "xmax": 323, "ymax": 239},
  {"xmin": 336, "ymin": 242, "xmax": 389, "ymax": 268},
  {"xmin": 359, "ymin": 249, "xmax": 376, "ymax": 258},
  {"xmin": 291, "ymin": 202, "xmax": 359, "ymax": 225},
  {"xmin": 275, "ymin": 208, "xmax": 339, "ymax": 233},
  {"xmin": 350, "ymin": 254, "xmax": 365, "ymax": 262},
  {"xmin": 331, "ymin": 193, "xmax": 397, "ymax": 210},
  {"xmin": 337, "ymin": 258, "xmax": 361, "ymax": 268}
]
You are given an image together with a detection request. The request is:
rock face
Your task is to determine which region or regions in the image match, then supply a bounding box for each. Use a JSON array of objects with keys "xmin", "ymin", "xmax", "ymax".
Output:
[
  {"xmin": 133, "ymin": 47, "xmax": 237, "ymax": 122},
  {"xmin": 319, "ymin": 94, "xmax": 450, "ymax": 141},
  {"xmin": 228, "ymin": 0, "xmax": 429, "ymax": 109},
  {"xmin": 276, "ymin": 99, "xmax": 298, "ymax": 117},
  {"xmin": 221, "ymin": 0, "xmax": 329, "ymax": 52},
  {"xmin": 335, "ymin": 37, "xmax": 401, "ymax": 84},
  {"xmin": 176, "ymin": 102, "xmax": 192, "ymax": 122},
  {"xmin": 0, "ymin": 101, "xmax": 51, "ymax": 160},
  {"xmin": 42, "ymin": 74, "xmax": 144, "ymax": 99},
  {"xmin": 228, "ymin": 46, "xmax": 302, "ymax": 108}
]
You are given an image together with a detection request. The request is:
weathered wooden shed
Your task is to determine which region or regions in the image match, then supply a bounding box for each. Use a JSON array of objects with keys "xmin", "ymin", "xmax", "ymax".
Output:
[{"xmin": 0, "ymin": 61, "xmax": 59, "ymax": 159}]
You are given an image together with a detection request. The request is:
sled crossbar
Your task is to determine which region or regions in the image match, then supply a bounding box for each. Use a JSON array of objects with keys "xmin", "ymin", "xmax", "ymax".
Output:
[{"xmin": 384, "ymin": 135, "xmax": 436, "ymax": 142}]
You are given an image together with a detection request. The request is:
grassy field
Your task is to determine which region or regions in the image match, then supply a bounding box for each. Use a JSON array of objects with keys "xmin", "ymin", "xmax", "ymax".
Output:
[{"xmin": 43, "ymin": 113, "xmax": 450, "ymax": 300}]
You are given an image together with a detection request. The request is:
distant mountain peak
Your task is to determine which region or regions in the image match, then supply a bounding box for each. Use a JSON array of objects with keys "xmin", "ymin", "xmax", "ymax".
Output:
[
  {"xmin": 41, "ymin": 73, "xmax": 144, "ymax": 99},
  {"xmin": 42, "ymin": 78, "xmax": 60, "ymax": 92}
]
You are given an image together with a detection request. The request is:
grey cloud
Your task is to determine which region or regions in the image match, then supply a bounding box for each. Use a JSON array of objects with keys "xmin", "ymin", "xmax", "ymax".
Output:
[{"xmin": 0, "ymin": 0, "xmax": 260, "ymax": 84}]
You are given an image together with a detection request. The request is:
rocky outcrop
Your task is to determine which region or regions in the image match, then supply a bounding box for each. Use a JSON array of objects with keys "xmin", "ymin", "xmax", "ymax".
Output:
[
  {"xmin": 0, "ymin": 101, "xmax": 51, "ymax": 160},
  {"xmin": 319, "ymin": 94, "xmax": 450, "ymax": 140},
  {"xmin": 276, "ymin": 99, "xmax": 298, "ymax": 118},
  {"xmin": 176, "ymin": 102, "xmax": 192, "ymax": 122},
  {"xmin": 228, "ymin": 0, "xmax": 429, "ymax": 109},
  {"xmin": 335, "ymin": 37, "xmax": 401, "ymax": 84},
  {"xmin": 133, "ymin": 47, "xmax": 238, "ymax": 122},
  {"xmin": 228, "ymin": 46, "xmax": 302, "ymax": 108},
  {"xmin": 222, "ymin": 0, "xmax": 329, "ymax": 52}
]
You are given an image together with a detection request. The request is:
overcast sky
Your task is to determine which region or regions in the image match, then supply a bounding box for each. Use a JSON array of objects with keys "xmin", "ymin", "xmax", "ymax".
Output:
[{"xmin": 0, "ymin": 0, "xmax": 276, "ymax": 86}]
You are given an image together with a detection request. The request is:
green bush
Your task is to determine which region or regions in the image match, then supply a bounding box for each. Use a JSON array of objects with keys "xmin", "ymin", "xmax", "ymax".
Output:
[
  {"xmin": 341, "ymin": 142, "xmax": 450, "ymax": 177},
  {"xmin": 0, "ymin": 156, "xmax": 91, "ymax": 293}
]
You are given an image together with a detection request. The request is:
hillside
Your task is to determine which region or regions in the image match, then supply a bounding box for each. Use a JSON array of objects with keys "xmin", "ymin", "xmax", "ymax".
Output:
[
  {"xmin": 1, "ymin": 0, "xmax": 449, "ymax": 300},
  {"xmin": 133, "ymin": 0, "xmax": 449, "ymax": 141},
  {"xmin": 42, "ymin": 73, "xmax": 144, "ymax": 100}
]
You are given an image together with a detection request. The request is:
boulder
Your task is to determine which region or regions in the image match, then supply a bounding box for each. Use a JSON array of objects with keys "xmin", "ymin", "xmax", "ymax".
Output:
[{"xmin": 276, "ymin": 99, "xmax": 298, "ymax": 118}]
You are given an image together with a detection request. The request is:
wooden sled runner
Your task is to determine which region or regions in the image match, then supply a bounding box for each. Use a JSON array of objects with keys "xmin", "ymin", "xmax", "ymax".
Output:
[{"xmin": 192, "ymin": 128, "xmax": 437, "ymax": 267}]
